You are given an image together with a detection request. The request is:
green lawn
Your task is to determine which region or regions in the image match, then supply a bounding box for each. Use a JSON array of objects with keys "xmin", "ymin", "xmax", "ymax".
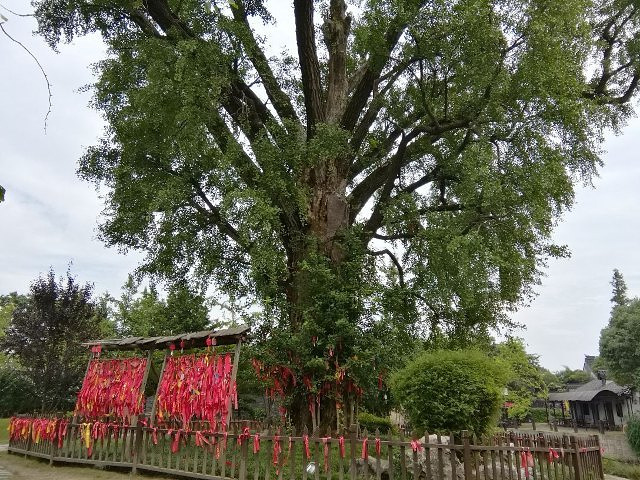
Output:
[
  {"xmin": 0, "ymin": 417, "xmax": 9, "ymax": 444},
  {"xmin": 603, "ymin": 457, "xmax": 640, "ymax": 479}
]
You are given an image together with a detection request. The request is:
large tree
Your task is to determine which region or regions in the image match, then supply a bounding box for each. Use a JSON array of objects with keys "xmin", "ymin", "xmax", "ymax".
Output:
[
  {"xmin": 0, "ymin": 269, "xmax": 103, "ymax": 411},
  {"xmin": 33, "ymin": 0, "xmax": 640, "ymax": 427},
  {"xmin": 600, "ymin": 298, "xmax": 640, "ymax": 386}
]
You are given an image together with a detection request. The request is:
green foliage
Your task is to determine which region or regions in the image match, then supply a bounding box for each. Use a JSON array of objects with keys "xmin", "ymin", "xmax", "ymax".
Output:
[
  {"xmin": 0, "ymin": 361, "xmax": 38, "ymax": 416},
  {"xmin": 31, "ymin": 0, "xmax": 640, "ymax": 426},
  {"xmin": 555, "ymin": 367, "xmax": 592, "ymax": 386},
  {"xmin": 115, "ymin": 275, "xmax": 211, "ymax": 337},
  {"xmin": 391, "ymin": 349, "xmax": 508, "ymax": 436},
  {"xmin": 611, "ymin": 269, "xmax": 629, "ymax": 308},
  {"xmin": 600, "ymin": 299, "xmax": 640, "ymax": 386},
  {"xmin": 626, "ymin": 416, "xmax": 640, "ymax": 457},
  {"xmin": 0, "ymin": 268, "xmax": 103, "ymax": 411},
  {"xmin": 358, "ymin": 412, "xmax": 393, "ymax": 434},
  {"xmin": 524, "ymin": 407, "xmax": 548, "ymax": 424},
  {"xmin": 495, "ymin": 338, "xmax": 547, "ymax": 419}
]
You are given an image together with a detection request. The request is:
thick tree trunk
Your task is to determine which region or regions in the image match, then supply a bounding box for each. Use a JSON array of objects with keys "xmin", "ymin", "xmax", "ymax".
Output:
[{"xmin": 283, "ymin": 159, "xmax": 353, "ymax": 433}]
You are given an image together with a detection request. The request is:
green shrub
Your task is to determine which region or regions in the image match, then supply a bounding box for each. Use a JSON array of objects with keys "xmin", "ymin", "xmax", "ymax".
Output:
[
  {"xmin": 627, "ymin": 415, "xmax": 640, "ymax": 456},
  {"xmin": 513, "ymin": 407, "xmax": 547, "ymax": 423},
  {"xmin": 358, "ymin": 412, "xmax": 393, "ymax": 434},
  {"xmin": 391, "ymin": 349, "xmax": 508, "ymax": 436},
  {"xmin": 528, "ymin": 407, "xmax": 548, "ymax": 423},
  {"xmin": 0, "ymin": 365, "xmax": 38, "ymax": 416}
]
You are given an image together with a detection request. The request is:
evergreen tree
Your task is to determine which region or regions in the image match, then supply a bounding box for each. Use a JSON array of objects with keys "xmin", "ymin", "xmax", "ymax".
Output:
[{"xmin": 611, "ymin": 268, "xmax": 629, "ymax": 307}]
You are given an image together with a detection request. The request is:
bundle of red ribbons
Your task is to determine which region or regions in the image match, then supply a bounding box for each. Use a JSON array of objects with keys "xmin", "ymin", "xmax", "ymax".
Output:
[
  {"xmin": 155, "ymin": 352, "xmax": 237, "ymax": 429},
  {"xmin": 74, "ymin": 357, "xmax": 147, "ymax": 420},
  {"xmin": 8, "ymin": 417, "xmax": 69, "ymax": 448}
]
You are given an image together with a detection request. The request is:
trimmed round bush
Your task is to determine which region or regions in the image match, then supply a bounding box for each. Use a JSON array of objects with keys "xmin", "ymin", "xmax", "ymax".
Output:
[{"xmin": 391, "ymin": 349, "xmax": 508, "ymax": 436}]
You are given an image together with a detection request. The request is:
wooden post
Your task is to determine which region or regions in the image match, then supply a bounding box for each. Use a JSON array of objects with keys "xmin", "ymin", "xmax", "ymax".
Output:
[
  {"xmin": 226, "ymin": 340, "xmax": 243, "ymax": 427},
  {"xmin": 570, "ymin": 435, "xmax": 583, "ymax": 480},
  {"xmin": 49, "ymin": 415, "xmax": 60, "ymax": 465},
  {"xmin": 594, "ymin": 435, "xmax": 604, "ymax": 480},
  {"xmin": 462, "ymin": 430, "xmax": 473, "ymax": 480},
  {"xmin": 73, "ymin": 353, "xmax": 95, "ymax": 425},
  {"xmin": 239, "ymin": 426, "xmax": 248, "ymax": 480},
  {"xmin": 131, "ymin": 351, "xmax": 153, "ymax": 474},
  {"xmin": 349, "ymin": 423, "xmax": 358, "ymax": 480},
  {"xmin": 150, "ymin": 352, "xmax": 169, "ymax": 427}
]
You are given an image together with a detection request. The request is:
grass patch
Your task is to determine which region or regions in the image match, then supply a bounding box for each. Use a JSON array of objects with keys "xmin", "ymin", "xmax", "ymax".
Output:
[
  {"xmin": 603, "ymin": 457, "xmax": 640, "ymax": 479},
  {"xmin": 0, "ymin": 418, "xmax": 9, "ymax": 444}
]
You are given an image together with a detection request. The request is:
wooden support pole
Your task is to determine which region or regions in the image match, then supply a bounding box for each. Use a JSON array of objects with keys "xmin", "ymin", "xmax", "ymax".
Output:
[
  {"xmin": 462, "ymin": 430, "xmax": 473, "ymax": 480},
  {"xmin": 132, "ymin": 351, "xmax": 153, "ymax": 474},
  {"xmin": 570, "ymin": 435, "xmax": 583, "ymax": 480},
  {"xmin": 150, "ymin": 352, "xmax": 169, "ymax": 427},
  {"xmin": 226, "ymin": 340, "xmax": 242, "ymax": 427},
  {"xmin": 73, "ymin": 353, "xmax": 95, "ymax": 425}
]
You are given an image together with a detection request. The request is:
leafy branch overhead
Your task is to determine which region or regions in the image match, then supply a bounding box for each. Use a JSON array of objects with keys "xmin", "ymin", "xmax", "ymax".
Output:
[{"xmin": 32, "ymin": 0, "xmax": 640, "ymax": 426}]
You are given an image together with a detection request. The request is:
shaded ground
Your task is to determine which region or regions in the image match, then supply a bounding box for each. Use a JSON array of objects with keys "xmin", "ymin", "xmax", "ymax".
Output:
[{"xmin": 0, "ymin": 451, "xmax": 175, "ymax": 479}]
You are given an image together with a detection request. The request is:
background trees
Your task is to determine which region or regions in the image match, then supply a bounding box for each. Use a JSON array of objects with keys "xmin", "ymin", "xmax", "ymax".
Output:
[
  {"xmin": 600, "ymin": 299, "xmax": 640, "ymax": 386},
  {"xmin": 0, "ymin": 269, "xmax": 103, "ymax": 411}
]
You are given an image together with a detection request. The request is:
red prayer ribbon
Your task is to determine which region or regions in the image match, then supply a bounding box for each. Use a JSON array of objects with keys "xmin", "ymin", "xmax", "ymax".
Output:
[
  {"xmin": 338, "ymin": 436, "xmax": 345, "ymax": 458},
  {"xmin": 303, "ymin": 434, "xmax": 311, "ymax": 459},
  {"xmin": 253, "ymin": 433, "xmax": 261, "ymax": 454},
  {"xmin": 375, "ymin": 437, "xmax": 381, "ymax": 456},
  {"xmin": 361, "ymin": 437, "xmax": 368, "ymax": 460},
  {"xmin": 410, "ymin": 439, "xmax": 423, "ymax": 452},
  {"xmin": 156, "ymin": 352, "xmax": 236, "ymax": 430},
  {"xmin": 273, "ymin": 435, "xmax": 282, "ymax": 467},
  {"xmin": 74, "ymin": 357, "xmax": 147, "ymax": 421},
  {"xmin": 322, "ymin": 437, "xmax": 331, "ymax": 472}
]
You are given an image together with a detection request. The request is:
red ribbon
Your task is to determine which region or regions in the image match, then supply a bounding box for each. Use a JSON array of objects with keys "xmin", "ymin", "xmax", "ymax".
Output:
[
  {"xmin": 338, "ymin": 436, "xmax": 345, "ymax": 458},
  {"xmin": 362, "ymin": 437, "xmax": 368, "ymax": 460},
  {"xmin": 195, "ymin": 430, "xmax": 210, "ymax": 447},
  {"xmin": 303, "ymin": 434, "xmax": 311, "ymax": 459},
  {"xmin": 548, "ymin": 448, "xmax": 559, "ymax": 462},
  {"xmin": 74, "ymin": 357, "xmax": 147, "ymax": 421},
  {"xmin": 273, "ymin": 435, "xmax": 282, "ymax": 467},
  {"xmin": 322, "ymin": 437, "xmax": 331, "ymax": 472},
  {"xmin": 253, "ymin": 433, "xmax": 261, "ymax": 454},
  {"xmin": 411, "ymin": 439, "xmax": 423, "ymax": 452},
  {"xmin": 375, "ymin": 438, "xmax": 381, "ymax": 456},
  {"xmin": 171, "ymin": 430, "xmax": 181, "ymax": 454}
]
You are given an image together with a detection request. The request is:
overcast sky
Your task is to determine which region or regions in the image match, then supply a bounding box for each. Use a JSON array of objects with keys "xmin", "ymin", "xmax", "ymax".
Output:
[{"xmin": 1, "ymin": 1, "xmax": 639, "ymax": 371}]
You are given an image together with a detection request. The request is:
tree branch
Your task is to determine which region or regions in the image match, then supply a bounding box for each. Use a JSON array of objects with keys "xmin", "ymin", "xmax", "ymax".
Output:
[
  {"xmin": 231, "ymin": 1, "xmax": 301, "ymax": 126},
  {"xmin": 293, "ymin": 0, "xmax": 324, "ymax": 136},
  {"xmin": 368, "ymin": 248, "xmax": 405, "ymax": 288},
  {"xmin": 323, "ymin": 0, "xmax": 351, "ymax": 122}
]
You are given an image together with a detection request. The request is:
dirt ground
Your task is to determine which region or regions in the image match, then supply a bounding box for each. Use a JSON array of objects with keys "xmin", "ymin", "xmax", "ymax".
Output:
[{"xmin": 0, "ymin": 449, "xmax": 176, "ymax": 479}]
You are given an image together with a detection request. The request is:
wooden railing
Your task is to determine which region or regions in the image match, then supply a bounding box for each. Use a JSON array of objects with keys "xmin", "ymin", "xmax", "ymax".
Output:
[{"xmin": 9, "ymin": 417, "xmax": 604, "ymax": 480}]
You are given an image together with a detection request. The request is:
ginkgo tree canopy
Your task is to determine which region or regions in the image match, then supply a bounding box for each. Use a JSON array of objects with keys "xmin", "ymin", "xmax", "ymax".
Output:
[{"xmin": 31, "ymin": 0, "xmax": 640, "ymax": 427}]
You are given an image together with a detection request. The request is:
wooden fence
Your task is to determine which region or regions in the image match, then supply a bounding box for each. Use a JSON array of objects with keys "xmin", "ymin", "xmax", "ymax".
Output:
[{"xmin": 9, "ymin": 418, "xmax": 604, "ymax": 480}]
